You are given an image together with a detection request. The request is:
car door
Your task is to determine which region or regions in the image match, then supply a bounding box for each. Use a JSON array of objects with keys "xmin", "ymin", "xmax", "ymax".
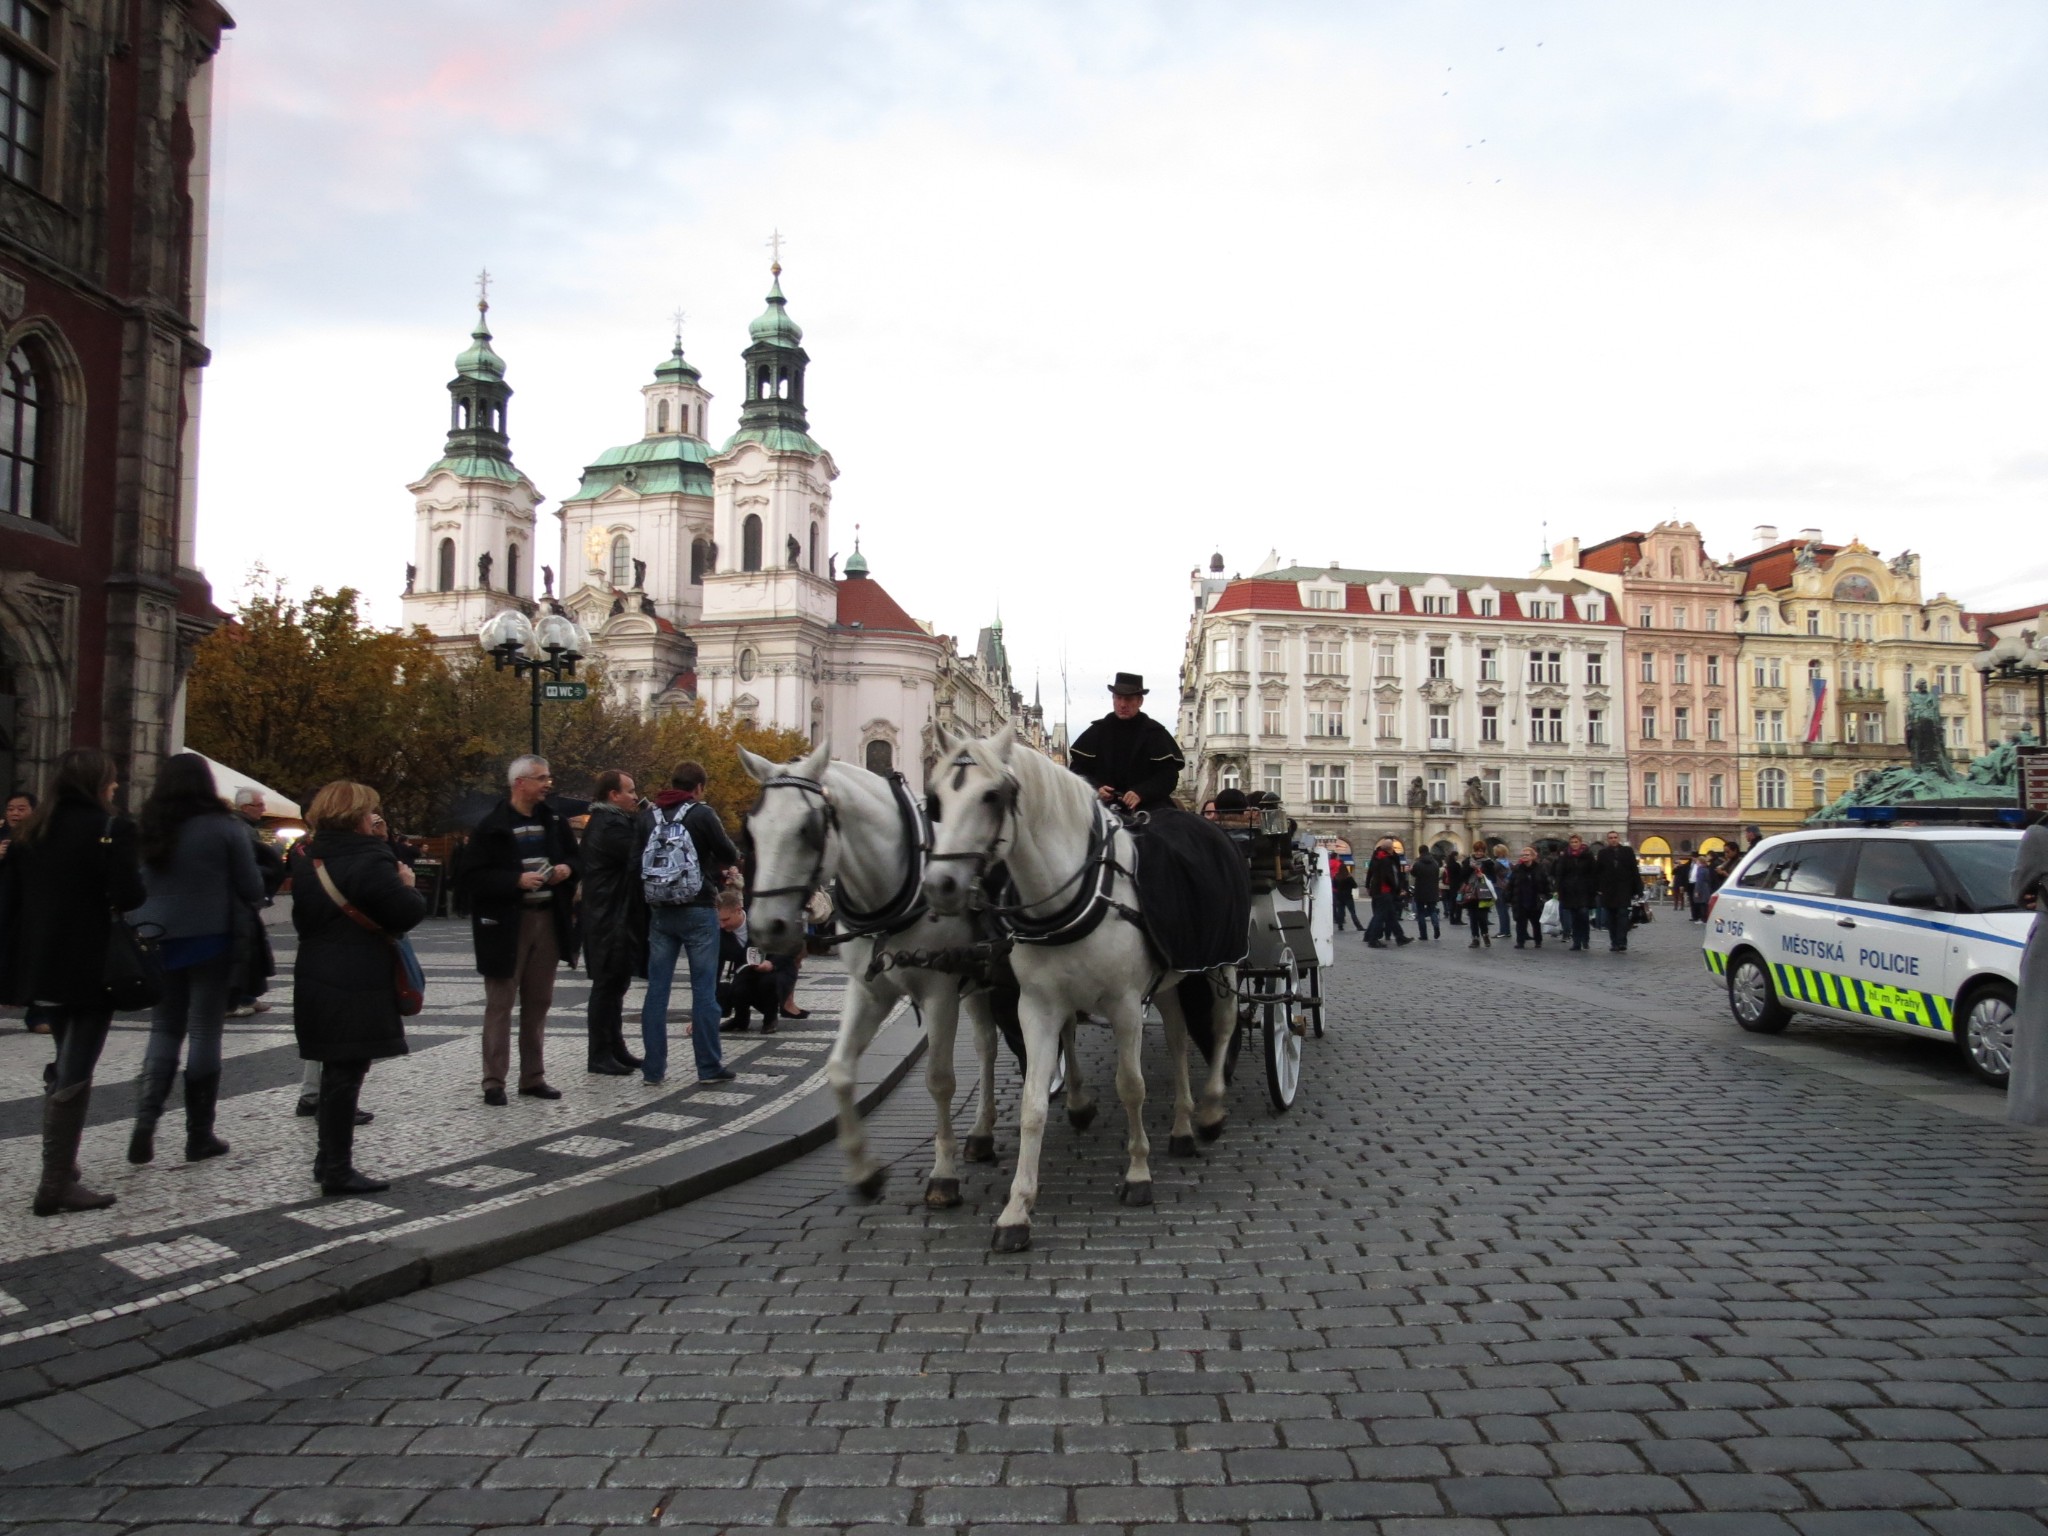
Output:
[
  {"xmin": 1837, "ymin": 838, "xmax": 1951, "ymax": 1034},
  {"xmin": 1761, "ymin": 838, "xmax": 1858, "ymax": 1015}
]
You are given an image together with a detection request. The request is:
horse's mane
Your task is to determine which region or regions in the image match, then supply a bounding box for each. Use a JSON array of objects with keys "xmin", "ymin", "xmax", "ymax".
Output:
[{"xmin": 955, "ymin": 732, "xmax": 1089, "ymax": 817}]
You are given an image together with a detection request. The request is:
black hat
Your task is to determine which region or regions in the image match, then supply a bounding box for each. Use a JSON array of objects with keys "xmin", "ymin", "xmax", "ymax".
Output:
[
  {"xmin": 1214, "ymin": 787, "xmax": 1249, "ymax": 812},
  {"xmin": 1108, "ymin": 672, "xmax": 1147, "ymax": 697}
]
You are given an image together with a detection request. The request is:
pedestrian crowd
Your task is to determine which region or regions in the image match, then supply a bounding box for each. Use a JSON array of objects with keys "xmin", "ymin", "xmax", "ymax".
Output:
[
  {"xmin": 1329, "ymin": 830, "xmax": 1746, "ymax": 955},
  {"xmin": 0, "ymin": 749, "xmax": 810, "ymax": 1217}
]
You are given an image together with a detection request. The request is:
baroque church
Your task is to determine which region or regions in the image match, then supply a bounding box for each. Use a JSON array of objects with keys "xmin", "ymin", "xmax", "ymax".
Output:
[{"xmin": 399, "ymin": 264, "xmax": 1051, "ymax": 777}]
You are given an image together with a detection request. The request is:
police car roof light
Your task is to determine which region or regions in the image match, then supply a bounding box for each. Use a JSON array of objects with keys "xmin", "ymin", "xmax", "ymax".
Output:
[{"xmin": 1844, "ymin": 807, "xmax": 1897, "ymax": 824}]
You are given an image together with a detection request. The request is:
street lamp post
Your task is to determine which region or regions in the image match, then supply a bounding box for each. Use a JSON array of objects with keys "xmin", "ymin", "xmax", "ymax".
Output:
[
  {"xmin": 480, "ymin": 610, "xmax": 591, "ymax": 756},
  {"xmin": 1970, "ymin": 633, "xmax": 2048, "ymax": 740}
]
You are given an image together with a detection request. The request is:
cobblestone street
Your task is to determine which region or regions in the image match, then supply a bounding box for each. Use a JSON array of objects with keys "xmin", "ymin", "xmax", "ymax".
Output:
[{"xmin": 5, "ymin": 909, "xmax": 2048, "ymax": 1532}]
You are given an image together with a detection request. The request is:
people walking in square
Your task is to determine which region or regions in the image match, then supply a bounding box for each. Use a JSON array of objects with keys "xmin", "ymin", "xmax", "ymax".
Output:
[
  {"xmin": 1443, "ymin": 850, "xmax": 1467, "ymax": 926},
  {"xmin": 1361, "ymin": 837, "xmax": 1411, "ymax": 947},
  {"xmin": 1491, "ymin": 842, "xmax": 1514, "ymax": 939},
  {"xmin": 2004, "ymin": 821, "xmax": 2048, "ymax": 1127},
  {"xmin": 1554, "ymin": 833, "xmax": 1598, "ymax": 951},
  {"xmin": 288, "ymin": 781, "xmax": 426, "ymax": 1195},
  {"xmin": 126, "ymin": 753, "xmax": 264, "ymax": 1166},
  {"xmin": 1, "ymin": 790, "xmax": 56, "ymax": 1035},
  {"xmin": 1410, "ymin": 848, "xmax": 1442, "ymax": 940},
  {"xmin": 639, "ymin": 760, "xmax": 740, "ymax": 1085},
  {"xmin": 1330, "ymin": 859, "xmax": 1360, "ymax": 931},
  {"xmin": 1508, "ymin": 845, "xmax": 1551, "ymax": 948},
  {"xmin": 463, "ymin": 755, "xmax": 579, "ymax": 1105},
  {"xmin": 225, "ymin": 787, "xmax": 285, "ymax": 1019},
  {"xmin": 1688, "ymin": 852, "xmax": 1716, "ymax": 922},
  {"xmin": 0, "ymin": 750, "xmax": 142, "ymax": 1215},
  {"xmin": 579, "ymin": 769, "xmax": 647, "ymax": 1076},
  {"xmin": 1597, "ymin": 830, "xmax": 1644, "ymax": 953},
  {"xmin": 1459, "ymin": 849, "xmax": 1496, "ymax": 947}
]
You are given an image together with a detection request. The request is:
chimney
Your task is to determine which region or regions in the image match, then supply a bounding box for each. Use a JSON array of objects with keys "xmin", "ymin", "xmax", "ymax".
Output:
[
  {"xmin": 1753, "ymin": 524, "xmax": 1778, "ymax": 547},
  {"xmin": 1798, "ymin": 527, "xmax": 1821, "ymax": 544}
]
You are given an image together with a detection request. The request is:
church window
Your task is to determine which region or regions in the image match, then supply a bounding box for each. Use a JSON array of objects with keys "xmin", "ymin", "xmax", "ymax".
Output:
[
  {"xmin": 610, "ymin": 535, "xmax": 632, "ymax": 588},
  {"xmin": 657, "ymin": 399, "xmax": 669, "ymax": 434},
  {"xmin": 864, "ymin": 739, "xmax": 894, "ymax": 776},
  {"xmin": 690, "ymin": 537, "xmax": 711, "ymax": 584},
  {"xmin": 436, "ymin": 538, "xmax": 456, "ymax": 592},
  {"xmin": 506, "ymin": 542, "xmax": 521, "ymax": 597},
  {"xmin": 809, "ymin": 521, "xmax": 819, "ymax": 574},
  {"xmin": 0, "ymin": 2, "xmax": 50, "ymax": 189},
  {"xmin": 1, "ymin": 342, "xmax": 46, "ymax": 519},
  {"xmin": 738, "ymin": 648, "xmax": 756, "ymax": 682},
  {"xmin": 741, "ymin": 514, "xmax": 762, "ymax": 572}
]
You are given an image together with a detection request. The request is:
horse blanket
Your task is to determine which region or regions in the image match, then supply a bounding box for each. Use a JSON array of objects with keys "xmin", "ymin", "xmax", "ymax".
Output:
[{"xmin": 1129, "ymin": 806, "xmax": 1252, "ymax": 973}]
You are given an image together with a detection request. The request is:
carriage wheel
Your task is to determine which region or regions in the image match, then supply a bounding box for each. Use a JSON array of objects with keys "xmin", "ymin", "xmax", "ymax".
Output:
[
  {"xmin": 1301, "ymin": 962, "xmax": 1325, "ymax": 1039},
  {"xmin": 1261, "ymin": 949, "xmax": 1301, "ymax": 1111}
]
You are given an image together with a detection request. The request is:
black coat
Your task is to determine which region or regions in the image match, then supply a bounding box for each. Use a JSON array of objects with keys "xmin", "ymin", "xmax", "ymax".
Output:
[
  {"xmin": 579, "ymin": 802, "xmax": 648, "ymax": 983},
  {"xmin": 1554, "ymin": 848, "xmax": 1599, "ymax": 907},
  {"xmin": 1069, "ymin": 710, "xmax": 1185, "ymax": 808},
  {"xmin": 1596, "ymin": 843, "xmax": 1645, "ymax": 906},
  {"xmin": 1363, "ymin": 848, "xmax": 1406, "ymax": 898},
  {"xmin": 0, "ymin": 794, "xmax": 147, "ymax": 1009},
  {"xmin": 1507, "ymin": 862, "xmax": 1552, "ymax": 916},
  {"xmin": 461, "ymin": 798, "xmax": 581, "ymax": 979},
  {"xmin": 289, "ymin": 832, "xmax": 427, "ymax": 1063},
  {"xmin": 1410, "ymin": 855, "xmax": 1441, "ymax": 904}
]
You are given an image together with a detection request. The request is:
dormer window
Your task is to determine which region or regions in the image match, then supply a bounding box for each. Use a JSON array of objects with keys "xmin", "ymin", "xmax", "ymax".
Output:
[
  {"xmin": 1303, "ymin": 585, "xmax": 1343, "ymax": 610},
  {"xmin": 1420, "ymin": 593, "xmax": 1452, "ymax": 616}
]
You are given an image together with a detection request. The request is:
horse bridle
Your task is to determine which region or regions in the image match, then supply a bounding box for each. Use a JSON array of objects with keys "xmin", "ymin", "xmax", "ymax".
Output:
[{"xmin": 746, "ymin": 771, "xmax": 929, "ymax": 942}]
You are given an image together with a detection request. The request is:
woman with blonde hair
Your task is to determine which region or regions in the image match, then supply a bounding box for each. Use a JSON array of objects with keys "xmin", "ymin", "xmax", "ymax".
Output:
[{"xmin": 287, "ymin": 781, "xmax": 425, "ymax": 1194}]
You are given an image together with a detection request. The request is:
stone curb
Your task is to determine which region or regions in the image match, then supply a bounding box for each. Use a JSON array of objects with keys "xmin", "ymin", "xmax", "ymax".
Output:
[{"xmin": 0, "ymin": 1011, "xmax": 923, "ymax": 1461}]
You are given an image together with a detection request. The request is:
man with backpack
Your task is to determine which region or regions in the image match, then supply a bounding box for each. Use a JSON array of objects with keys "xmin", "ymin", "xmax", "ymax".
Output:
[{"xmin": 639, "ymin": 760, "xmax": 741, "ymax": 1085}]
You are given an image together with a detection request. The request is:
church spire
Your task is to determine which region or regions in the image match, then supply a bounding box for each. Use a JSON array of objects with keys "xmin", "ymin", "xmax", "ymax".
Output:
[
  {"xmin": 736, "ymin": 250, "xmax": 810, "ymax": 437},
  {"xmin": 443, "ymin": 274, "xmax": 515, "ymax": 467}
]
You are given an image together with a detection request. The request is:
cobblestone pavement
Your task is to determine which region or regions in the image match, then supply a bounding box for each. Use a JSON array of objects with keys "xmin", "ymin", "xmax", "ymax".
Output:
[
  {"xmin": 6, "ymin": 910, "xmax": 2048, "ymax": 1532},
  {"xmin": 0, "ymin": 913, "xmax": 850, "ymax": 1360}
]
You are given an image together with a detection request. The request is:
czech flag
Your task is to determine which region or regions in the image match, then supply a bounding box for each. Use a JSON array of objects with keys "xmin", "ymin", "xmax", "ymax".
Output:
[{"xmin": 1806, "ymin": 674, "xmax": 1828, "ymax": 743}]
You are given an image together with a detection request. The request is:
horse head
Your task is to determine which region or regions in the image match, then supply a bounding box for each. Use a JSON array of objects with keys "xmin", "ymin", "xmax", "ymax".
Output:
[
  {"xmin": 740, "ymin": 738, "xmax": 833, "ymax": 955},
  {"xmin": 921, "ymin": 724, "xmax": 1019, "ymax": 915}
]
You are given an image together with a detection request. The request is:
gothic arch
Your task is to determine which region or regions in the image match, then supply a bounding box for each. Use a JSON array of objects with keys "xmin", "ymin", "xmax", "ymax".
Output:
[
  {"xmin": 0, "ymin": 318, "xmax": 87, "ymax": 538},
  {"xmin": 0, "ymin": 576, "xmax": 76, "ymax": 796}
]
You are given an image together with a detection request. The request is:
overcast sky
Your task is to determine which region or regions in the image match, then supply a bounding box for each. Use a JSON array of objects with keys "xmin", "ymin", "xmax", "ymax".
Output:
[{"xmin": 196, "ymin": 1, "xmax": 2048, "ymax": 735}]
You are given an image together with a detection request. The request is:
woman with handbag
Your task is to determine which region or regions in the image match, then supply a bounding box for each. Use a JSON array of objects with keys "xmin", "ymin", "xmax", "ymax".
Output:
[
  {"xmin": 289, "ymin": 781, "xmax": 427, "ymax": 1195},
  {"xmin": 0, "ymin": 749, "xmax": 146, "ymax": 1215},
  {"xmin": 125, "ymin": 754, "xmax": 263, "ymax": 1165}
]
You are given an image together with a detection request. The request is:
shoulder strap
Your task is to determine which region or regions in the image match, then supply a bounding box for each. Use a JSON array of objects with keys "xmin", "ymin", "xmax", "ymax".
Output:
[{"xmin": 313, "ymin": 859, "xmax": 387, "ymax": 938}]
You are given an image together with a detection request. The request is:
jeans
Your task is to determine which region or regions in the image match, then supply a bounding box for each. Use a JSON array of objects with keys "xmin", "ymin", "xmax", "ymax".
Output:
[
  {"xmin": 1497, "ymin": 898, "xmax": 1512, "ymax": 937},
  {"xmin": 1565, "ymin": 905, "xmax": 1592, "ymax": 950},
  {"xmin": 1364, "ymin": 892, "xmax": 1406, "ymax": 943},
  {"xmin": 1604, "ymin": 905, "xmax": 1632, "ymax": 950},
  {"xmin": 642, "ymin": 904, "xmax": 722, "ymax": 1081},
  {"xmin": 1413, "ymin": 898, "xmax": 1440, "ymax": 939},
  {"xmin": 1332, "ymin": 890, "xmax": 1360, "ymax": 930},
  {"xmin": 145, "ymin": 952, "xmax": 232, "ymax": 1081}
]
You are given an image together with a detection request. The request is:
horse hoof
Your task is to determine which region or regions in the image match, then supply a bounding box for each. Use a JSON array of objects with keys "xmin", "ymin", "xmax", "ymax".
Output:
[
  {"xmin": 992, "ymin": 1222, "xmax": 1032, "ymax": 1253},
  {"xmin": 853, "ymin": 1168, "xmax": 888, "ymax": 1202},
  {"xmin": 1195, "ymin": 1114, "xmax": 1227, "ymax": 1144},
  {"xmin": 924, "ymin": 1177, "xmax": 961, "ymax": 1209},
  {"xmin": 963, "ymin": 1135, "xmax": 998, "ymax": 1164},
  {"xmin": 1168, "ymin": 1134, "xmax": 1198, "ymax": 1158},
  {"xmin": 1066, "ymin": 1103, "xmax": 1098, "ymax": 1132},
  {"xmin": 1118, "ymin": 1179, "xmax": 1154, "ymax": 1207}
]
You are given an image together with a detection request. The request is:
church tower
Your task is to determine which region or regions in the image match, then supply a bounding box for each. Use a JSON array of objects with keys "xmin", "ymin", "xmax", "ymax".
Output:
[{"xmin": 400, "ymin": 282, "xmax": 542, "ymax": 651}]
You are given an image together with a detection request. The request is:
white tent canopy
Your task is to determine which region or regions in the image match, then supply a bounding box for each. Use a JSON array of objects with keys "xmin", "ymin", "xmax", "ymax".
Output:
[{"xmin": 191, "ymin": 753, "xmax": 301, "ymax": 820}]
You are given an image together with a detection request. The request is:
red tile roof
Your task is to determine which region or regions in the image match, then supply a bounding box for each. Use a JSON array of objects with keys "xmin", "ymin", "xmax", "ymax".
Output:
[
  {"xmin": 1575, "ymin": 532, "xmax": 1646, "ymax": 576},
  {"xmin": 1206, "ymin": 577, "xmax": 1620, "ymax": 624},
  {"xmin": 837, "ymin": 577, "xmax": 937, "ymax": 640},
  {"xmin": 1724, "ymin": 539, "xmax": 1842, "ymax": 595}
]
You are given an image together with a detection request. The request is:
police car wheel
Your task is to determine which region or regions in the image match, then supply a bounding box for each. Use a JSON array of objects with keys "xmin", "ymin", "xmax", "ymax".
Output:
[
  {"xmin": 1958, "ymin": 982, "xmax": 2016, "ymax": 1088},
  {"xmin": 1728, "ymin": 953, "xmax": 1790, "ymax": 1034}
]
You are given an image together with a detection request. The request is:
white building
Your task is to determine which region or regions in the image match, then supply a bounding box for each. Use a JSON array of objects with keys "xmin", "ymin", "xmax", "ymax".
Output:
[
  {"xmin": 401, "ymin": 267, "xmax": 1036, "ymax": 779},
  {"xmin": 1180, "ymin": 554, "xmax": 1628, "ymax": 851}
]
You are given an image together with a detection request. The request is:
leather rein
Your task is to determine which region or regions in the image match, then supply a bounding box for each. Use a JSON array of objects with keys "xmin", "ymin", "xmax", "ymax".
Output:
[{"xmin": 746, "ymin": 771, "xmax": 930, "ymax": 945}]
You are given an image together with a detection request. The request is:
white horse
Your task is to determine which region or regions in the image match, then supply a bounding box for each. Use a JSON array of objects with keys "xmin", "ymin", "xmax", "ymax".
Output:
[
  {"xmin": 743, "ymin": 741, "xmax": 1030, "ymax": 1208},
  {"xmin": 922, "ymin": 725, "xmax": 1237, "ymax": 1252}
]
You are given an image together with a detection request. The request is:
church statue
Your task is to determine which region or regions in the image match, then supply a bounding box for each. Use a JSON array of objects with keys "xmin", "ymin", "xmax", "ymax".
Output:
[
  {"xmin": 787, "ymin": 534, "xmax": 801, "ymax": 568},
  {"xmin": 403, "ymin": 563, "xmax": 416, "ymax": 595},
  {"xmin": 541, "ymin": 565, "xmax": 554, "ymax": 599},
  {"xmin": 639, "ymin": 593, "xmax": 656, "ymax": 616},
  {"xmin": 1462, "ymin": 775, "xmax": 1489, "ymax": 811},
  {"xmin": 609, "ymin": 595, "xmax": 625, "ymax": 616},
  {"xmin": 632, "ymin": 557, "xmax": 647, "ymax": 590},
  {"xmin": 828, "ymin": 553, "xmax": 838, "ymax": 580},
  {"xmin": 1905, "ymin": 679, "xmax": 1955, "ymax": 780},
  {"xmin": 1406, "ymin": 775, "xmax": 1428, "ymax": 811},
  {"xmin": 477, "ymin": 551, "xmax": 493, "ymax": 589}
]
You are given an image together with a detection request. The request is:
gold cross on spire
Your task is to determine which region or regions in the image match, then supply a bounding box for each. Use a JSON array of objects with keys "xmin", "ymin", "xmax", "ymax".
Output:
[
  {"xmin": 766, "ymin": 228, "xmax": 785, "ymax": 274},
  {"xmin": 475, "ymin": 266, "xmax": 493, "ymax": 312}
]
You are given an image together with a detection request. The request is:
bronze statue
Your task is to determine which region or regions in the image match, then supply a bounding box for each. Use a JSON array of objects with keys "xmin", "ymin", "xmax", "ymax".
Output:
[
  {"xmin": 403, "ymin": 563, "xmax": 416, "ymax": 594},
  {"xmin": 477, "ymin": 551, "xmax": 492, "ymax": 589},
  {"xmin": 1905, "ymin": 679, "xmax": 1954, "ymax": 781}
]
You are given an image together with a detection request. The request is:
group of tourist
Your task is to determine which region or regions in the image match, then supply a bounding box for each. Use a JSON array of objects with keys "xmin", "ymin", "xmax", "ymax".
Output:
[{"xmin": 0, "ymin": 749, "xmax": 806, "ymax": 1217}]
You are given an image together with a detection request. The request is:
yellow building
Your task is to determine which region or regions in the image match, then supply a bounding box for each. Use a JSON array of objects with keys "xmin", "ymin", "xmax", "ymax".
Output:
[{"xmin": 1726, "ymin": 534, "xmax": 1980, "ymax": 834}]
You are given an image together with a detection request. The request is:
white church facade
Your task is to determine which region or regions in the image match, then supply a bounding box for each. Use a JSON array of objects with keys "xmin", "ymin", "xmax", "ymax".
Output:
[{"xmin": 400, "ymin": 267, "xmax": 1048, "ymax": 778}]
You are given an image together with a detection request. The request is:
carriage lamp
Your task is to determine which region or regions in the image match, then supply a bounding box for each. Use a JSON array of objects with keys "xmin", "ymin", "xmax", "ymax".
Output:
[
  {"xmin": 1971, "ymin": 633, "xmax": 2048, "ymax": 739},
  {"xmin": 481, "ymin": 610, "xmax": 591, "ymax": 754}
]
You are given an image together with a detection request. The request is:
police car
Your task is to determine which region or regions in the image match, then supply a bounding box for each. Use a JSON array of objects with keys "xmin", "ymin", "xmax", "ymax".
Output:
[{"xmin": 1703, "ymin": 824, "xmax": 2030, "ymax": 1086}]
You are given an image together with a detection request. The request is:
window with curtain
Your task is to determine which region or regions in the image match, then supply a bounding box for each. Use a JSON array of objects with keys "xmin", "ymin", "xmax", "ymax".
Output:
[{"xmin": 0, "ymin": 342, "xmax": 44, "ymax": 519}]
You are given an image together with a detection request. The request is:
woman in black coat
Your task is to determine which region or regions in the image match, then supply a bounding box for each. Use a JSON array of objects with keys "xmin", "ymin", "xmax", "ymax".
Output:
[
  {"xmin": 0, "ymin": 749, "xmax": 143, "ymax": 1215},
  {"xmin": 577, "ymin": 774, "xmax": 648, "ymax": 1075},
  {"xmin": 288, "ymin": 781, "xmax": 427, "ymax": 1196}
]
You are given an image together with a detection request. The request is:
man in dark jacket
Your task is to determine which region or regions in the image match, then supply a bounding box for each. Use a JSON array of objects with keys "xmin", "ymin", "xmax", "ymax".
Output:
[
  {"xmin": 579, "ymin": 769, "xmax": 647, "ymax": 1076},
  {"xmin": 639, "ymin": 760, "xmax": 741, "ymax": 1085},
  {"xmin": 1410, "ymin": 850, "xmax": 1442, "ymax": 939},
  {"xmin": 462, "ymin": 755, "xmax": 580, "ymax": 1105},
  {"xmin": 1553, "ymin": 833, "xmax": 1599, "ymax": 951},
  {"xmin": 1361, "ymin": 838, "xmax": 1412, "ymax": 947},
  {"xmin": 1596, "ymin": 830, "xmax": 1645, "ymax": 952},
  {"xmin": 1507, "ymin": 845, "xmax": 1552, "ymax": 948},
  {"xmin": 1069, "ymin": 673, "xmax": 1184, "ymax": 811}
]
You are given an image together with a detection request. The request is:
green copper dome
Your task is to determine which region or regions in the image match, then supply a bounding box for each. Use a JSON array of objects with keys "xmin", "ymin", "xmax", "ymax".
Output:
[
  {"xmin": 560, "ymin": 433, "xmax": 714, "ymax": 504},
  {"xmin": 843, "ymin": 540, "xmax": 869, "ymax": 578},
  {"xmin": 653, "ymin": 341, "xmax": 700, "ymax": 383},
  {"xmin": 748, "ymin": 272, "xmax": 804, "ymax": 348},
  {"xmin": 455, "ymin": 305, "xmax": 506, "ymax": 379}
]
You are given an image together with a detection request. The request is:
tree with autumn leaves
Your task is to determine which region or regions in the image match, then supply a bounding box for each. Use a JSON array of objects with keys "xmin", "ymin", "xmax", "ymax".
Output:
[{"xmin": 185, "ymin": 580, "xmax": 809, "ymax": 832}]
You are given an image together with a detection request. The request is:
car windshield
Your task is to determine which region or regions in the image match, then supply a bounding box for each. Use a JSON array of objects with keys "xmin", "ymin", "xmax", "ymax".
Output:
[{"xmin": 1930, "ymin": 839, "xmax": 2022, "ymax": 914}]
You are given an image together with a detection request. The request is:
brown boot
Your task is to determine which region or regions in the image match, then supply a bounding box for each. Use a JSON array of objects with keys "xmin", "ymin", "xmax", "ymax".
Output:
[{"xmin": 33, "ymin": 1084, "xmax": 116, "ymax": 1217}]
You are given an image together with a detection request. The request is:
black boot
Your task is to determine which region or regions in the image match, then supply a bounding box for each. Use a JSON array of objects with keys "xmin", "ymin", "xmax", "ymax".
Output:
[
  {"xmin": 127, "ymin": 1061, "xmax": 177, "ymax": 1165},
  {"xmin": 606, "ymin": 1020, "xmax": 641, "ymax": 1073},
  {"xmin": 34, "ymin": 1085, "xmax": 116, "ymax": 1216},
  {"xmin": 315, "ymin": 1066, "xmax": 387, "ymax": 1195},
  {"xmin": 183, "ymin": 1073, "xmax": 230, "ymax": 1161}
]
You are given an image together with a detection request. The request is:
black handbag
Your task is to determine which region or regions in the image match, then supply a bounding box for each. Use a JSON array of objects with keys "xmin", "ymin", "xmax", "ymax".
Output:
[{"xmin": 100, "ymin": 816, "xmax": 165, "ymax": 1010}]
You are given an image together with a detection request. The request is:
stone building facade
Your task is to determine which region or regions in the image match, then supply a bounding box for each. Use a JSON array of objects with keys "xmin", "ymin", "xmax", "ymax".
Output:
[
  {"xmin": 1180, "ymin": 555, "xmax": 1627, "ymax": 852},
  {"xmin": 0, "ymin": 0, "xmax": 232, "ymax": 800}
]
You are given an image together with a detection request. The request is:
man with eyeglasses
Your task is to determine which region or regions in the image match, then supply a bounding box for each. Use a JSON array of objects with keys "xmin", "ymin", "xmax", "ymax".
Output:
[{"xmin": 461, "ymin": 755, "xmax": 581, "ymax": 1105}]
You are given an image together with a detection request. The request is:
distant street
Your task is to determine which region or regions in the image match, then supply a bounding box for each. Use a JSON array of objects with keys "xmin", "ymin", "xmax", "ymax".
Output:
[{"xmin": 5, "ymin": 909, "xmax": 2047, "ymax": 1531}]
